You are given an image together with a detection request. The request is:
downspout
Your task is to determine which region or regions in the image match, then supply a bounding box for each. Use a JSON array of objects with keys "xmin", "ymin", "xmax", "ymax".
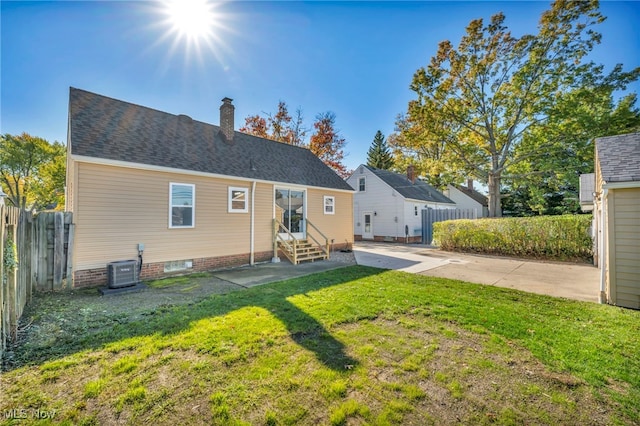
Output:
[
  {"xmin": 599, "ymin": 188, "xmax": 608, "ymax": 304},
  {"xmin": 394, "ymin": 191, "xmax": 399, "ymax": 241},
  {"xmin": 250, "ymin": 181, "xmax": 256, "ymax": 266}
]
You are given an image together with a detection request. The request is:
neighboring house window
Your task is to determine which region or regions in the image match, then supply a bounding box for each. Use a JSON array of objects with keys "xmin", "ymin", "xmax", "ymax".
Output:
[
  {"xmin": 228, "ymin": 187, "xmax": 249, "ymax": 213},
  {"xmin": 358, "ymin": 177, "xmax": 366, "ymax": 191},
  {"xmin": 170, "ymin": 183, "xmax": 194, "ymax": 228},
  {"xmin": 415, "ymin": 205, "xmax": 418, "ymax": 216},
  {"xmin": 324, "ymin": 196, "xmax": 335, "ymax": 215}
]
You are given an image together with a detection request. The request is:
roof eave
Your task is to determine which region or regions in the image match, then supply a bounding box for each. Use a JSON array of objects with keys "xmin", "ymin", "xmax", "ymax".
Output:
[{"xmin": 602, "ymin": 180, "xmax": 640, "ymax": 190}]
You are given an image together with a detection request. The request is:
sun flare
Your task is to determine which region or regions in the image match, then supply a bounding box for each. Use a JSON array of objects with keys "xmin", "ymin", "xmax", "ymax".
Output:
[
  {"xmin": 164, "ymin": 0, "xmax": 217, "ymax": 41},
  {"xmin": 147, "ymin": 0, "xmax": 234, "ymax": 72}
]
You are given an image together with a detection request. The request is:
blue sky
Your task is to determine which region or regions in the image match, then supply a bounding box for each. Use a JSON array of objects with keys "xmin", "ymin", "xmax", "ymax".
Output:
[{"xmin": 2, "ymin": 1, "xmax": 639, "ymax": 172}]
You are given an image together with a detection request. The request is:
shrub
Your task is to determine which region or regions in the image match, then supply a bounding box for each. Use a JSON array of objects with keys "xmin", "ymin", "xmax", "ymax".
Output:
[
  {"xmin": 3, "ymin": 238, "xmax": 18, "ymax": 285},
  {"xmin": 433, "ymin": 215, "xmax": 592, "ymax": 262}
]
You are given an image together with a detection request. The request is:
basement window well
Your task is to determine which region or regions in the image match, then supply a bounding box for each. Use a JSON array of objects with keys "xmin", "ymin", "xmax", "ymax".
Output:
[{"xmin": 164, "ymin": 259, "xmax": 193, "ymax": 273}]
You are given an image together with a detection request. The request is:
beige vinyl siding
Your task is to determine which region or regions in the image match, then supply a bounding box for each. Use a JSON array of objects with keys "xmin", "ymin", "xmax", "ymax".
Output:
[
  {"xmin": 65, "ymin": 139, "xmax": 74, "ymax": 212},
  {"xmin": 306, "ymin": 188, "xmax": 353, "ymax": 246},
  {"xmin": 65, "ymin": 157, "xmax": 78, "ymax": 212},
  {"xmin": 595, "ymin": 152, "xmax": 604, "ymax": 194},
  {"xmin": 254, "ymin": 182, "xmax": 275, "ymax": 251},
  {"xmin": 74, "ymin": 162, "xmax": 273, "ymax": 270},
  {"xmin": 611, "ymin": 188, "xmax": 640, "ymax": 309},
  {"xmin": 595, "ymin": 157, "xmax": 610, "ymax": 293}
]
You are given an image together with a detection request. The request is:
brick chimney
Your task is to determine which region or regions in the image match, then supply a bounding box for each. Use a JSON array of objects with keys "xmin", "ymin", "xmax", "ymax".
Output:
[
  {"xmin": 407, "ymin": 165, "xmax": 416, "ymax": 184},
  {"xmin": 220, "ymin": 97, "xmax": 234, "ymax": 142},
  {"xmin": 467, "ymin": 178, "xmax": 473, "ymax": 191}
]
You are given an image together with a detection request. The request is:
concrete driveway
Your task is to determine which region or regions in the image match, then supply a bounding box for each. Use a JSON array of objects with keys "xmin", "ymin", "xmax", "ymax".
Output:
[{"xmin": 353, "ymin": 242, "xmax": 600, "ymax": 303}]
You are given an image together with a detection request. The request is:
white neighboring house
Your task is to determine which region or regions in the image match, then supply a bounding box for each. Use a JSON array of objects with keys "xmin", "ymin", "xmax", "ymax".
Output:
[
  {"xmin": 443, "ymin": 180, "xmax": 489, "ymax": 218},
  {"xmin": 346, "ymin": 164, "xmax": 456, "ymax": 243}
]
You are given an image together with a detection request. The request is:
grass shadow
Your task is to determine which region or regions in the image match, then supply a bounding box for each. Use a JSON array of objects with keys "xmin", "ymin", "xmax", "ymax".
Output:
[{"xmin": 4, "ymin": 265, "xmax": 383, "ymax": 372}]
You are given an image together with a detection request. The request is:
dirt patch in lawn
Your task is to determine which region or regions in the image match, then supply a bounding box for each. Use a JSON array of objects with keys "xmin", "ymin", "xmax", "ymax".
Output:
[{"xmin": 337, "ymin": 316, "xmax": 614, "ymax": 425}]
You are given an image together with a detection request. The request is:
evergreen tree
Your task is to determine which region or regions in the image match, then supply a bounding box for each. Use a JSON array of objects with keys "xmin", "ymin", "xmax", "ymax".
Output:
[{"xmin": 366, "ymin": 130, "xmax": 393, "ymax": 169}]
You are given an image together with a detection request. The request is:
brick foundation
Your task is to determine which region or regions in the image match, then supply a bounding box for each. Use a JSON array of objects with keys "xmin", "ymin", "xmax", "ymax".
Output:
[
  {"xmin": 73, "ymin": 268, "xmax": 108, "ymax": 288},
  {"xmin": 73, "ymin": 250, "xmax": 273, "ymax": 288}
]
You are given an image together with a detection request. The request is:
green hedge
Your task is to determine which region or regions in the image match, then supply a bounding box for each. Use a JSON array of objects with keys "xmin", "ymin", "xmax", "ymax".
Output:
[{"xmin": 433, "ymin": 215, "xmax": 593, "ymax": 262}]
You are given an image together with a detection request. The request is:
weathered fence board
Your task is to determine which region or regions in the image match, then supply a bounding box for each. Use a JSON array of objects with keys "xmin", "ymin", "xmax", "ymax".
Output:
[
  {"xmin": 54, "ymin": 212, "xmax": 64, "ymax": 287},
  {"xmin": 37, "ymin": 213, "xmax": 47, "ymax": 292},
  {"xmin": 66, "ymin": 223, "xmax": 75, "ymax": 285},
  {"xmin": 1, "ymin": 208, "xmax": 74, "ymax": 361},
  {"xmin": 1, "ymin": 205, "xmax": 20, "ymax": 358},
  {"xmin": 421, "ymin": 208, "xmax": 478, "ymax": 245},
  {"xmin": 0, "ymin": 207, "xmax": 5, "ymax": 357}
]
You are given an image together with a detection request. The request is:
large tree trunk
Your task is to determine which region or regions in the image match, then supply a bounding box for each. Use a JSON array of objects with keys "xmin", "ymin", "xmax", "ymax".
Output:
[{"xmin": 487, "ymin": 171, "xmax": 502, "ymax": 217}]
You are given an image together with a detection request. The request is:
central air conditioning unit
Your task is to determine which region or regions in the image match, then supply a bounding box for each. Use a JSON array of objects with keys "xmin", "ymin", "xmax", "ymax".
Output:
[{"xmin": 107, "ymin": 260, "xmax": 139, "ymax": 289}]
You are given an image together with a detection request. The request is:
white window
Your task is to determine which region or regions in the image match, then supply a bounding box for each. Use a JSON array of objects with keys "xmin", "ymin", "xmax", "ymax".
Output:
[
  {"xmin": 169, "ymin": 183, "xmax": 194, "ymax": 228},
  {"xmin": 358, "ymin": 177, "xmax": 366, "ymax": 192},
  {"xmin": 324, "ymin": 196, "xmax": 335, "ymax": 215},
  {"xmin": 415, "ymin": 205, "xmax": 418, "ymax": 216},
  {"xmin": 228, "ymin": 187, "xmax": 249, "ymax": 213}
]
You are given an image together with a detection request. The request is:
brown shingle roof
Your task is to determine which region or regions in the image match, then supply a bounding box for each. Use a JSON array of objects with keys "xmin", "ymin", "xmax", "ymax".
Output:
[{"xmin": 68, "ymin": 88, "xmax": 353, "ymax": 191}]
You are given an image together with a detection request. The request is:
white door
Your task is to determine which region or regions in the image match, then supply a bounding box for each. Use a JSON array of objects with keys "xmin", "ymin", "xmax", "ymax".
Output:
[{"xmin": 362, "ymin": 212, "xmax": 373, "ymax": 240}]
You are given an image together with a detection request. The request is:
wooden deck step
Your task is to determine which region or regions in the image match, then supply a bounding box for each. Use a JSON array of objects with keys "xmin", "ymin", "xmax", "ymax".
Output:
[{"xmin": 277, "ymin": 240, "xmax": 328, "ymax": 264}]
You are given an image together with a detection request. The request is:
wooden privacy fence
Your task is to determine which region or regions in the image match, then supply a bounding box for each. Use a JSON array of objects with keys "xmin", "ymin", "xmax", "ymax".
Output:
[
  {"xmin": 422, "ymin": 208, "xmax": 478, "ymax": 245},
  {"xmin": 1, "ymin": 206, "xmax": 74, "ymax": 360},
  {"xmin": 1, "ymin": 205, "xmax": 20, "ymax": 359}
]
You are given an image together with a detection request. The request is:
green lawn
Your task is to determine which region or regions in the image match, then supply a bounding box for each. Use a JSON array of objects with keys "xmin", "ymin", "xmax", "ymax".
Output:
[{"xmin": 1, "ymin": 266, "xmax": 638, "ymax": 425}]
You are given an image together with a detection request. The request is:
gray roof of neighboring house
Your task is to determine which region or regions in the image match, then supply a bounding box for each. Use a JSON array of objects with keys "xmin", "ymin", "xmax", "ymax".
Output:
[
  {"xmin": 452, "ymin": 184, "xmax": 488, "ymax": 207},
  {"xmin": 362, "ymin": 165, "xmax": 455, "ymax": 204},
  {"xmin": 596, "ymin": 132, "xmax": 640, "ymax": 183},
  {"xmin": 68, "ymin": 88, "xmax": 353, "ymax": 191}
]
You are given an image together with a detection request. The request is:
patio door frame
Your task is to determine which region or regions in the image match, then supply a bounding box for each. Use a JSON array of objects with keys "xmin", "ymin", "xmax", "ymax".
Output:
[{"xmin": 274, "ymin": 186, "xmax": 307, "ymax": 240}]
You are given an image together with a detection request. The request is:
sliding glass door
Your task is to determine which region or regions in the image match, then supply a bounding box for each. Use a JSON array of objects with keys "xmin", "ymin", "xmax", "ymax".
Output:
[{"xmin": 275, "ymin": 188, "xmax": 305, "ymax": 239}]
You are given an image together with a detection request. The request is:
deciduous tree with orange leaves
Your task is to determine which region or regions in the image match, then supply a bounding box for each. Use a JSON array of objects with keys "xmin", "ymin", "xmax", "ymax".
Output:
[
  {"xmin": 240, "ymin": 101, "xmax": 307, "ymax": 146},
  {"xmin": 309, "ymin": 112, "xmax": 348, "ymax": 178}
]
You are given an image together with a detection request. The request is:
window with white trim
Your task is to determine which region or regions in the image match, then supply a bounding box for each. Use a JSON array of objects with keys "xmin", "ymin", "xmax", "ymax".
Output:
[
  {"xmin": 169, "ymin": 183, "xmax": 194, "ymax": 228},
  {"xmin": 228, "ymin": 187, "xmax": 249, "ymax": 213},
  {"xmin": 415, "ymin": 205, "xmax": 418, "ymax": 216},
  {"xmin": 358, "ymin": 177, "xmax": 366, "ymax": 191},
  {"xmin": 324, "ymin": 196, "xmax": 335, "ymax": 215}
]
